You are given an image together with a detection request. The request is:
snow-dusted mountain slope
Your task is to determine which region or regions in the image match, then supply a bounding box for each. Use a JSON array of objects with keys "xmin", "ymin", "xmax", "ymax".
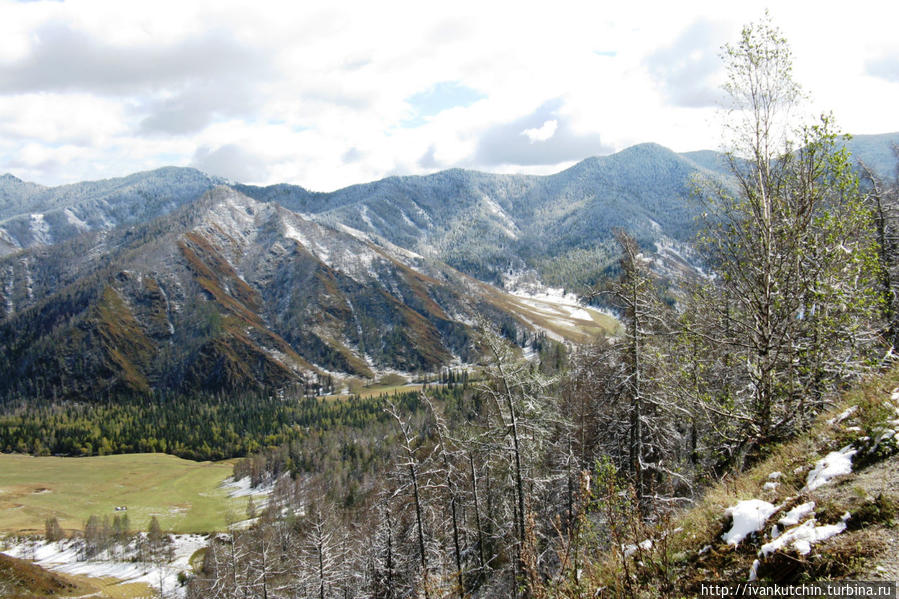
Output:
[{"xmin": 0, "ymin": 186, "xmax": 611, "ymax": 399}]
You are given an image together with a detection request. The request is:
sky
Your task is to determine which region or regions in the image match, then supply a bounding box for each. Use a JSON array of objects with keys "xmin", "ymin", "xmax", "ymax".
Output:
[{"xmin": 1, "ymin": 1, "xmax": 898, "ymax": 191}]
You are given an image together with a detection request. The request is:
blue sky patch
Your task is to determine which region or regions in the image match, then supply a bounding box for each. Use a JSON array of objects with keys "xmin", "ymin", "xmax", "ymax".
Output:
[{"xmin": 402, "ymin": 81, "xmax": 485, "ymax": 128}]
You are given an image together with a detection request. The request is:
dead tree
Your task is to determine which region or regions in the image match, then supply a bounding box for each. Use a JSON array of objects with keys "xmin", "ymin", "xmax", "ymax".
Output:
[{"xmin": 385, "ymin": 398, "xmax": 433, "ymax": 599}]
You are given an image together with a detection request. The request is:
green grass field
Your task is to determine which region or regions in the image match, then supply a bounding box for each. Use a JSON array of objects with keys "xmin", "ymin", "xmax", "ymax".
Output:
[{"xmin": 0, "ymin": 453, "xmax": 255, "ymax": 535}]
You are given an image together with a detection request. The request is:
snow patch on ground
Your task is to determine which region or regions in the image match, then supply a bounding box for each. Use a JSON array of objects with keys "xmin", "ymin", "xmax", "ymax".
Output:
[
  {"xmin": 805, "ymin": 445, "xmax": 857, "ymax": 491},
  {"xmin": 722, "ymin": 500, "xmax": 779, "ymax": 546},
  {"xmin": 748, "ymin": 558, "xmax": 760, "ymax": 581},
  {"xmin": 359, "ymin": 205, "xmax": 374, "ymax": 230},
  {"xmin": 622, "ymin": 538, "xmax": 653, "ymax": 558},
  {"xmin": 399, "ymin": 210, "xmax": 416, "ymax": 228},
  {"xmin": 0, "ymin": 228, "xmax": 20, "ymax": 251},
  {"xmin": 29, "ymin": 213, "xmax": 51, "ymax": 245},
  {"xmin": 504, "ymin": 276, "xmax": 582, "ymax": 308},
  {"xmin": 284, "ymin": 216, "xmax": 390, "ymax": 280},
  {"xmin": 778, "ymin": 502, "xmax": 816, "ymax": 527},
  {"xmin": 221, "ymin": 476, "xmax": 275, "ymax": 499},
  {"xmin": 282, "ymin": 220, "xmax": 311, "ymax": 249},
  {"xmin": 500, "ymin": 273, "xmax": 615, "ymax": 339},
  {"xmin": 760, "ymin": 518, "xmax": 847, "ymax": 557},
  {"xmin": 521, "ymin": 344, "xmax": 537, "ymax": 361},
  {"xmin": 481, "ymin": 196, "xmax": 520, "ymax": 239},
  {"xmin": 2, "ymin": 534, "xmax": 207, "ymax": 598},
  {"xmin": 827, "ymin": 406, "xmax": 858, "ymax": 426},
  {"xmin": 204, "ymin": 191, "xmax": 259, "ymax": 246},
  {"xmin": 510, "ymin": 311, "xmax": 565, "ymax": 343},
  {"xmin": 63, "ymin": 208, "xmax": 89, "ymax": 230}
]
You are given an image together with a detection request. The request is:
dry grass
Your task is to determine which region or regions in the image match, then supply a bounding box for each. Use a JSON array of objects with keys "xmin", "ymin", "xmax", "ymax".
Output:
[
  {"xmin": 571, "ymin": 364, "xmax": 899, "ymax": 597},
  {"xmin": 483, "ymin": 285, "xmax": 619, "ymax": 343},
  {"xmin": 756, "ymin": 528, "xmax": 888, "ymax": 583},
  {"xmin": 672, "ymin": 365, "xmax": 899, "ymax": 552},
  {"xmin": 0, "ymin": 554, "xmax": 153, "ymax": 598}
]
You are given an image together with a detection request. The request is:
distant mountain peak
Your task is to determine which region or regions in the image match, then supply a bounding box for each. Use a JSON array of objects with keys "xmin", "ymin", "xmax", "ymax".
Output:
[
  {"xmin": 0, "ymin": 172, "xmax": 44, "ymax": 189},
  {"xmin": 621, "ymin": 141, "xmax": 671, "ymax": 152}
]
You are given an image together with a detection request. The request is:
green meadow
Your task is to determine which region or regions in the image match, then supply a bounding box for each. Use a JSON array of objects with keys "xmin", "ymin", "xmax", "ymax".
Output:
[{"xmin": 0, "ymin": 453, "xmax": 254, "ymax": 534}]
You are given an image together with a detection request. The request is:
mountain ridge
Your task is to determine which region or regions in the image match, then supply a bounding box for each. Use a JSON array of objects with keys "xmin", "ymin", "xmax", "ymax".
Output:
[
  {"xmin": 0, "ymin": 167, "xmax": 226, "ymax": 257},
  {"xmin": 1, "ymin": 133, "xmax": 896, "ymax": 399},
  {"xmin": 0, "ymin": 185, "xmax": 609, "ymax": 399}
]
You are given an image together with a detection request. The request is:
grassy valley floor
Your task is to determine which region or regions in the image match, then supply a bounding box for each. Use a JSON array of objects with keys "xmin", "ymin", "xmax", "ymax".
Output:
[{"xmin": 0, "ymin": 453, "xmax": 258, "ymax": 534}]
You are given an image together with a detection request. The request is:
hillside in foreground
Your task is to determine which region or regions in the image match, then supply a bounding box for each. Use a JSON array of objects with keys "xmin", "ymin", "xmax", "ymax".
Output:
[
  {"xmin": 3, "ymin": 365, "xmax": 898, "ymax": 598},
  {"xmin": 568, "ymin": 365, "xmax": 899, "ymax": 596}
]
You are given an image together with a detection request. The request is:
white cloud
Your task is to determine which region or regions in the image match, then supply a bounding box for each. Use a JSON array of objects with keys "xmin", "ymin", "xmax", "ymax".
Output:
[
  {"xmin": 522, "ymin": 120, "xmax": 558, "ymax": 143},
  {"xmin": 0, "ymin": 0, "xmax": 897, "ymax": 189},
  {"xmin": 190, "ymin": 144, "xmax": 270, "ymax": 183},
  {"xmin": 866, "ymin": 52, "xmax": 899, "ymax": 83},
  {"xmin": 644, "ymin": 19, "xmax": 729, "ymax": 108},
  {"xmin": 0, "ymin": 93, "xmax": 126, "ymax": 144}
]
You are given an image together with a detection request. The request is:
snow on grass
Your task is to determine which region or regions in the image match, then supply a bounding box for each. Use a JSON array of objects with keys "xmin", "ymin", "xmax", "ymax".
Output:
[
  {"xmin": 2, "ymin": 534, "xmax": 208, "ymax": 598},
  {"xmin": 748, "ymin": 558, "xmax": 760, "ymax": 581},
  {"xmin": 508, "ymin": 310, "xmax": 565, "ymax": 343},
  {"xmin": 622, "ymin": 539, "xmax": 653, "ymax": 558},
  {"xmin": 221, "ymin": 475, "xmax": 253, "ymax": 497},
  {"xmin": 170, "ymin": 534, "xmax": 207, "ymax": 570},
  {"xmin": 509, "ymin": 288, "xmax": 605, "ymax": 327},
  {"xmin": 221, "ymin": 476, "xmax": 275, "ymax": 499},
  {"xmin": 827, "ymin": 405, "xmax": 858, "ymax": 426},
  {"xmin": 778, "ymin": 502, "xmax": 815, "ymax": 527},
  {"xmin": 804, "ymin": 445, "xmax": 857, "ymax": 491},
  {"xmin": 559, "ymin": 305, "xmax": 593, "ymax": 321},
  {"xmin": 509, "ymin": 286, "xmax": 582, "ymax": 308},
  {"xmin": 759, "ymin": 518, "xmax": 847, "ymax": 557},
  {"xmin": 721, "ymin": 500, "xmax": 779, "ymax": 546},
  {"xmin": 498, "ymin": 270, "xmax": 618, "ymax": 341}
]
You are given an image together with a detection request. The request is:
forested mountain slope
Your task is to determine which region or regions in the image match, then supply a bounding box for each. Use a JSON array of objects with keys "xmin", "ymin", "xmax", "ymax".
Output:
[
  {"xmin": 0, "ymin": 134, "xmax": 896, "ymax": 400},
  {"xmin": 0, "ymin": 187, "xmax": 545, "ymax": 399},
  {"xmin": 237, "ymin": 143, "xmax": 717, "ymax": 285}
]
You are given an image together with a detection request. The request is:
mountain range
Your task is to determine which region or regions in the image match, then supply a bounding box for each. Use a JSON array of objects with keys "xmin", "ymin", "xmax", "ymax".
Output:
[{"xmin": 0, "ymin": 132, "xmax": 896, "ymax": 399}]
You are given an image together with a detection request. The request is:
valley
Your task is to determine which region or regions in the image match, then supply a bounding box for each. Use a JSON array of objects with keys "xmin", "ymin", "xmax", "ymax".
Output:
[
  {"xmin": 1, "ymin": 132, "xmax": 898, "ymax": 598},
  {"xmin": 4, "ymin": 4, "xmax": 899, "ymax": 597},
  {"xmin": 0, "ymin": 140, "xmax": 741, "ymax": 402},
  {"xmin": 0, "ymin": 453, "xmax": 263, "ymax": 534},
  {"xmin": 0, "ymin": 454, "xmax": 265, "ymax": 598}
]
